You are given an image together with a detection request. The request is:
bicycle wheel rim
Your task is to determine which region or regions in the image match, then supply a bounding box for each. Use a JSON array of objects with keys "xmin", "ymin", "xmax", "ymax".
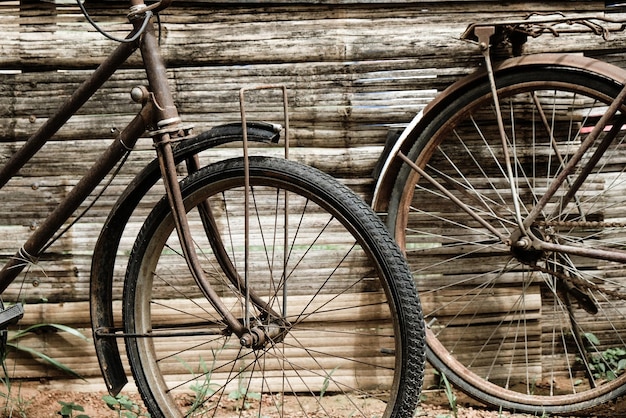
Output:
[
  {"xmin": 388, "ymin": 66, "xmax": 626, "ymax": 413},
  {"xmin": 124, "ymin": 156, "xmax": 424, "ymax": 417}
]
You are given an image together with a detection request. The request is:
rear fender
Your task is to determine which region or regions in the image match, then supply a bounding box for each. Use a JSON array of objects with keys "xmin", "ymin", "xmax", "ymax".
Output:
[{"xmin": 371, "ymin": 53, "xmax": 626, "ymax": 211}]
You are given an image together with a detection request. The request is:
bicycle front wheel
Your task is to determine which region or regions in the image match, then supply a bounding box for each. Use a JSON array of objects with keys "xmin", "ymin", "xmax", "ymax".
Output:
[
  {"xmin": 387, "ymin": 65, "xmax": 626, "ymax": 413},
  {"xmin": 124, "ymin": 156, "xmax": 424, "ymax": 417}
]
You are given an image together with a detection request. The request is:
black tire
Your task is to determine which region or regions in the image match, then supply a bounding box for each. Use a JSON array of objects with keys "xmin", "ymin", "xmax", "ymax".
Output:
[
  {"xmin": 387, "ymin": 65, "xmax": 626, "ymax": 414},
  {"xmin": 124, "ymin": 156, "xmax": 425, "ymax": 417}
]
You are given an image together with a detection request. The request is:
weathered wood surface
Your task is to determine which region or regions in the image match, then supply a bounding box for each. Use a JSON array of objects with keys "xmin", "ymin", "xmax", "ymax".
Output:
[{"xmin": 1, "ymin": 0, "xmax": 625, "ymax": 384}]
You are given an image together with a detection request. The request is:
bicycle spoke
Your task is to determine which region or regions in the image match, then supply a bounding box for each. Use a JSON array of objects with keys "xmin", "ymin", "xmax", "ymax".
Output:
[
  {"xmin": 389, "ymin": 65, "xmax": 626, "ymax": 413},
  {"xmin": 124, "ymin": 157, "xmax": 423, "ymax": 417}
]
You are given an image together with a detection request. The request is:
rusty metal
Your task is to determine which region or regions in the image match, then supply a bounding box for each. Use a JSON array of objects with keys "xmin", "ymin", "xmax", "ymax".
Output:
[
  {"xmin": 396, "ymin": 151, "xmax": 509, "ymax": 243},
  {"xmin": 0, "ymin": 0, "xmax": 296, "ymax": 395},
  {"xmin": 0, "ymin": 2, "xmax": 176, "ymax": 294},
  {"xmin": 238, "ymin": 85, "xmax": 290, "ymax": 332},
  {"xmin": 139, "ymin": 14, "xmax": 246, "ymax": 338},
  {"xmin": 0, "ymin": 102, "xmax": 151, "ymax": 294},
  {"xmin": 529, "ymin": 91, "xmax": 588, "ymax": 220},
  {"xmin": 550, "ymin": 114, "xmax": 626, "ymax": 221},
  {"xmin": 0, "ymin": 4, "xmax": 157, "ymax": 294},
  {"xmin": 139, "ymin": 18, "xmax": 180, "ymax": 128},
  {"xmin": 535, "ymin": 239, "xmax": 626, "ymax": 264},
  {"xmin": 153, "ymin": 136, "xmax": 246, "ymax": 338},
  {"xmin": 461, "ymin": 15, "xmax": 626, "ymax": 56},
  {"xmin": 462, "ymin": 15, "xmax": 626, "ymax": 45},
  {"xmin": 391, "ymin": 25, "xmax": 626, "ymax": 273},
  {"xmin": 538, "ymin": 220, "xmax": 626, "ymax": 228},
  {"xmin": 91, "ymin": 122, "xmax": 283, "ymax": 395},
  {"xmin": 475, "ymin": 25, "xmax": 528, "ymax": 236},
  {"xmin": 530, "ymin": 262, "xmax": 626, "ymax": 300},
  {"xmin": 0, "ymin": 0, "xmax": 255, "ymax": 392},
  {"xmin": 95, "ymin": 327, "xmax": 226, "ymax": 339},
  {"xmin": 372, "ymin": 54, "xmax": 626, "ymax": 211},
  {"xmin": 239, "ymin": 85, "xmax": 290, "ymax": 158},
  {"xmin": 184, "ymin": 154, "xmax": 284, "ymax": 322},
  {"xmin": 129, "ymin": 0, "xmax": 173, "ymax": 18},
  {"xmin": 523, "ymin": 82, "xmax": 626, "ymax": 229},
  {"xmin": 0, "ymin": 40, "xmax": 140, "ymax": 192}
]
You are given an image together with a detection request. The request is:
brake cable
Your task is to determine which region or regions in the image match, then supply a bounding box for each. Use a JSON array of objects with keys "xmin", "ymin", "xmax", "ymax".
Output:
[{"xmin": 75, "ymin": 0, "xmax": 153, "ymax": 43}]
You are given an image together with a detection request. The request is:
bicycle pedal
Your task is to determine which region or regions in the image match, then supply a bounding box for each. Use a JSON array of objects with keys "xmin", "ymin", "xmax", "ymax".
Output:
[{"xmin": 0, "ymin": 303, "xmax": 24, "ymax": 328}]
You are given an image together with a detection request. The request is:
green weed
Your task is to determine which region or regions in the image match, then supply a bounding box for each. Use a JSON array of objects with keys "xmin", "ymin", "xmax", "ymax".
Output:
[
  {"xmin": 102, "ymin": 394, "xmax": 150, "ymax": 418},
  {"xmin": 580, "ymin": 332, "xmax": 626, "ymax": 381},
  {"xmin": 57, "ymin": 401, "xmax": 89, "ymax": 418}
]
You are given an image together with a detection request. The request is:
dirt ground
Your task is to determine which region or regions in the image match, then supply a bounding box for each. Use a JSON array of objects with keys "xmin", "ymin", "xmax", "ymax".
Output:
[{"xmin": 1, "ymin": 381, "xmax": 625, "ymax": 418}]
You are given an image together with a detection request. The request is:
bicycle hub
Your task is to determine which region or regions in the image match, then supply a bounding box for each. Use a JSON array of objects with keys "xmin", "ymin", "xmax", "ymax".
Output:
[{"xmin": 510, "ymin": 227, "xmax": 546, "ymax": 265}]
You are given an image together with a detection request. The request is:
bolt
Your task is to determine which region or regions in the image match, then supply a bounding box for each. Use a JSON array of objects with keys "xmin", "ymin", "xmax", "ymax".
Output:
[
  {"xmin": 130, "ymin": 86, "xmax": 149, "ymax": 104},
  {"xmin": 240, "ymin": 334, "xmax": 252, "ymax": 347}
]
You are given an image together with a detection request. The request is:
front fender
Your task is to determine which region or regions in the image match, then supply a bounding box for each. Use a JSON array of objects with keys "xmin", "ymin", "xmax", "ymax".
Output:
[
  {"xmin": 90, "ymin": 122, "xmax": 280, "ymax": 395},
  {"xmin": 371, "ymin": 53, "xmax": 626, "ymax": 211}
]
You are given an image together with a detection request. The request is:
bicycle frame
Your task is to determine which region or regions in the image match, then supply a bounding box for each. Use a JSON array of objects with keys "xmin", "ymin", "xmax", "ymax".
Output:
[
  {"xmin": 0, "ymin": 4, "xmax": 429, "ymax": 412},
  {"xmin": 0, "ymin": 0, "xmax": 254, "ymax": 349}
]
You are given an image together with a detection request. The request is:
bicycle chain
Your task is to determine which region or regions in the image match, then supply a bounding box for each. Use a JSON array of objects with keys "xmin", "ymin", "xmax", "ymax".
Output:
[{"xmin": 531, "ymin": 220, "xmax": 626, "ymax": 300}]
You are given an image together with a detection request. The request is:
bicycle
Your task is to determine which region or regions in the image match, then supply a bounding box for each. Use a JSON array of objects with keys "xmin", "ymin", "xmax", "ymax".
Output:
[
  {"xmin": 372, "ymin": 12, "xmax": 626, "ymax": 415},
  {"xmin": 0, "ymin": 1, "xmax": 426, "ymax": 417}
]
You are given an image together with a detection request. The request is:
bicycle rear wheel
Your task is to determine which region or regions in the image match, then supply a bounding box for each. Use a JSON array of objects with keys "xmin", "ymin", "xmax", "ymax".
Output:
[
  {"xmin": 387, "ymin": 65, "xmax": 626, "ymax": 413},
  {"xmin": 124, "ymin": 156, "xmax": 424, "ymax": 417}
]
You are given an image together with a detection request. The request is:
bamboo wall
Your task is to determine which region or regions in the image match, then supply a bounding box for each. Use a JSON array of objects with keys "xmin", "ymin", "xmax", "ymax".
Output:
[{"xmin": 1, "ymin": 0, "xmax": 626, "ymax": 386}]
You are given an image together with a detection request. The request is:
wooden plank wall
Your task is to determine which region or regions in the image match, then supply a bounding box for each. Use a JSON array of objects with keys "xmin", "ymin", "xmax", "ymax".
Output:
[{"xmin": 1, "ymin": 0, "xmax": 625, "ymax": 384}]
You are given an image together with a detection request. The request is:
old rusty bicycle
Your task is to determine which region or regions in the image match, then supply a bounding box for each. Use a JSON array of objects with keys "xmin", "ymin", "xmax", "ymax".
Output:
[
  {"xmin": 0, "ymin": 1, "xmax": 426, "ymax": 417},
  {"xmin": 373, "ymin": 11, "xmax": 626, "ymax": 415}
]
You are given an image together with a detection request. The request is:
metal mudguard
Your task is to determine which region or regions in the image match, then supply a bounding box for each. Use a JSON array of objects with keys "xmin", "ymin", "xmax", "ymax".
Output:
[{"xmin": 371, "ymin": 53, "xmax": 626, "ymax": 211}]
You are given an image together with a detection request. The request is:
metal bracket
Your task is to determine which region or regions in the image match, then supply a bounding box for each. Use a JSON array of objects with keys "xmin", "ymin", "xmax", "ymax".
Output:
[
  {"xmin": 239, "ymin": 85, "xmax": 290, "ymax": 159},
  {"xmin": 474, "ymin": 25, "xmax": 495, "ymax": 51},
  {"xmin": 475, "ymin": 25, "xmax": 527, "ymax": 235},
  {"xmin": 237, "ymin": 85, "xmax": 290, "ymax": 331}
]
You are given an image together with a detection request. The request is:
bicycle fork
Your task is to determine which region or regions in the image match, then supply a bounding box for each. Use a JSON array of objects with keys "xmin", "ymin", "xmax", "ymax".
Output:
[
  {"xmin": 153, "ymin": 130, "xmax": 286, "ymax": 347},
  {"xmin": 138, "ymin": 14, "xmax": 279, "ymax": 346}
]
